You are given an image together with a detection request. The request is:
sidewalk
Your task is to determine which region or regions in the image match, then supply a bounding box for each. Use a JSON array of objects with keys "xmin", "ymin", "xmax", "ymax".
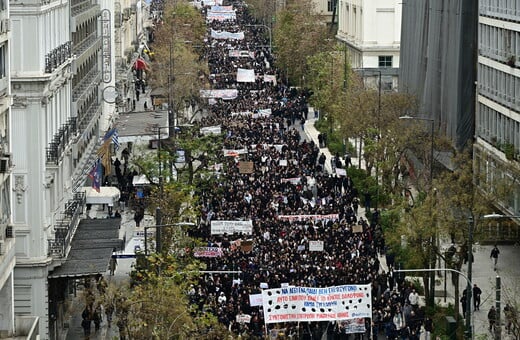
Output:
[
  {"xmin": 459, "ymin": 243, "xmax": 520, "ymax": 339},
  {"xmin": 302, "ymin": 111, "xmax": 520, "ymax": 339}
]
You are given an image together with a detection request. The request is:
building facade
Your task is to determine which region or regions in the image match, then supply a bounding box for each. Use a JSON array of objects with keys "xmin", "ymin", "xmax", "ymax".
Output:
[
  {"xmin": 9, "ymin": 0, "xmax": 106, "ymax": 337},
  {"xmin": 474, "ymin": 0, "xmax": 520, "ymax": 216},
  {"xmin": 0, "ymin": 0, "xmax": 16, "ymax": 336},
  {"xmin": 399, "ymin": 0, "xmax": 478, "ymax": 149},
  {"xmin": 311, "ymin": 0, "xmax": 335, "ymax": 25},
  {"xmin": 336, "ymin": 0, "xmax": 401, "ymax": 90}
]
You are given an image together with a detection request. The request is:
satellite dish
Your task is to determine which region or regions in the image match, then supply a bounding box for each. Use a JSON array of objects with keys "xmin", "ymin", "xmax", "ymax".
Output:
[{"xmin": 102, "ymin": 86, "xmax": 119, "ymax": 103}]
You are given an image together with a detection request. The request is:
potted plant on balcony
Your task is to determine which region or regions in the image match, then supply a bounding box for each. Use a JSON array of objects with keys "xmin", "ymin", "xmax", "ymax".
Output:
[
  {"xmin": 503, "ymin": 143, "xmax": 515, "ymax": 161},
  {"xmin": 507, "ymin": 55, "xmax": 516, "ymax": 67}
]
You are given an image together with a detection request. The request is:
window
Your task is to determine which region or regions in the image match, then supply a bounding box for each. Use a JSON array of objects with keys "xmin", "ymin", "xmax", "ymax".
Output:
[
  {"xmin": 0, "ymin": 44, "xmax": 5, "ymax": 79},
  {"xmin": 378, "ymin": 56, "xmax": 392, "ymax": 68},
  {"xmin": 327, "ymin": 0, "xmax": 335, "ymax": 12}
]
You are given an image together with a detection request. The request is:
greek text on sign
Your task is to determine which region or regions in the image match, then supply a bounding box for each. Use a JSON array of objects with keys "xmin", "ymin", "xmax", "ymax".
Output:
[
  {"xmin": 309, "ymin": 240, "xmax": 324, "ymax": 251},
  {"xmin": 193, "ymin": 247, "xmax": 223, "ymax": 257},
  {"xmin": 261, "ymin": 284, "xmax": 372, "ymax": 324},
  {"xmin": 211, "ymin": 220, "xmax": 253, "ymax": 235}
]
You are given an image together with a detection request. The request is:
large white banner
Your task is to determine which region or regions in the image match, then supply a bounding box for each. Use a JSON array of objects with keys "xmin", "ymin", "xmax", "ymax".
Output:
[
  {"xmin": 237, "ymin": 68, "xmax": 256, "ymax": 82},
  {"xmin": 211, "ymin": 220, "xmax": 253, "ymax": 235},
  {"xmin": 252, "ymin": 108, "xmax": 271, "ymax": 118},
  {"xmin": 200, "ymin": 89, "xmax": 238, "ymax": 100},
  {"xmin": 263, "ymin": 75, "xmax": 277, "ymax": 85},
  {"xmin": 200, "ymin": 125, "xmax": 221, "ymax": 135},
  {"xmin": 229, "ymin": 50, "xmax": 255, "ymax": 58},
  {"xmin": 262, "ymin": 284, "xmax": 372, "ymax": 324},
  {"xmin": 191, "ymin": 0, "xmax": 223, "ymax": 8},
  {"xmin": 210, "ymin": 29, "xmax": 243, "ymax": 40}
]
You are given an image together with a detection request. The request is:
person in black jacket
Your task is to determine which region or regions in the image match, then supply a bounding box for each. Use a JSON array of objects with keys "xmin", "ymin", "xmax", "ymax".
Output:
[
  {"xmin": 473, "ymin": 284, "xmax": 482, "ymax": 311},
  {"xmin": 490, "ymin": 245, "xmax": 500, "ymax": 270}
]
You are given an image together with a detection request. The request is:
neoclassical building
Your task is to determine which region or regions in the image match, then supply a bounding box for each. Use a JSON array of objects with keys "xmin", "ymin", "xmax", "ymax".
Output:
[
  {"xmin": 336, "ymin": 0, "xmax": 401, "ymax": 90},
  {"xmin": 8, "ymin": 0, "xmax": 124, "ymax": 337}
]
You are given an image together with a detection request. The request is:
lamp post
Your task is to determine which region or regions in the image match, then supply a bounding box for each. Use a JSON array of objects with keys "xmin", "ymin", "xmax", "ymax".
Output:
[
  {"xmin": 154, "ymin": 125, "xmax": 170, "ymax": 196},
  {"xmin": 144, "ymin": 221, "xmax": 196, "ymax": 255},
  {"xmin": 399, "ymin": 115, "xmax": 436, "ymax": 307},
  {"xmin": 245, "ymin": 24, "xmax": 272, "ymax": 54}
]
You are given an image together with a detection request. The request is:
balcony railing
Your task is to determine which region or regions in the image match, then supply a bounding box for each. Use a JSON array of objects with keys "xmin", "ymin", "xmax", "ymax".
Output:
[
  {"xmin": 72, "ymin": 33, "xmax": 100, "ymax": 57},
  {"xmin": 48, "ymin": 192, "xmax": 86, "ymax": 258},
  {"xmin": 71, "ymin": 0, "xmax": 97, "ymax": 16},
  {"xmin": 46, "ymin": 118, "xmax": 77, "ymax": 164},
  {"xmin": 45, "ymin": 41, "xmax": 72, "ymax": 74}
]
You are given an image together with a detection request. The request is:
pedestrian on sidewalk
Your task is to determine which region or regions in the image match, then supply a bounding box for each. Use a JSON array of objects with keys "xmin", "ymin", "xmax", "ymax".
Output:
[
  {"xmin": 504, "ymin": 302, "xmax": 515, "ymax": 334},
  {"xmin": 490, "ymin": 244, "xmax": 500, "ymax": 270},
  {"xmin": 344, "ymin": 152, "xmax": 352, "ymax": 168},
  {"xmin": 473, "ymin": 284, "xmax": 482, "ymax": 311},
  {"xmin": 109, "ymin": 254, "xmax": 117, "ymax": 276},
  {"xmin": 105, "ymin": 302, "xmax": 114, "ymax": 328},
  {"xmin": 81, "ymin": 305, "xmax": 92, "ymax": 339},
  {"xmin": 93, "ymin": 305, "xmax": 102, "ymax": 332},
  {"xmin": 364, "ymin": 190, "xmax": 371, "ymax": 213},
  {"xmin": 488, "ymin": 306, "xmax": 497, "ymax": 333}
]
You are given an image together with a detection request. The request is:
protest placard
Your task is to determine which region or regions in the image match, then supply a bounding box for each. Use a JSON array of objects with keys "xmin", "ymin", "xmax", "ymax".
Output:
[
  {"xmin": 309, "ymin": 240, "xmax": 324, "ymax": 252},
  {"xmin": 239, "ymin": 161, "xmax": 254, "ymax": 174},
  {"xmin": 262, "ymin": 284, "xmax": 372, "ymax": 324}
]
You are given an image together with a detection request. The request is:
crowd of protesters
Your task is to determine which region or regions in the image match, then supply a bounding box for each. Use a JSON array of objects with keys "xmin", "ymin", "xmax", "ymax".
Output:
[{"xmin": 174, "ymin": 0, "xmax": 435, "ymax": 339}]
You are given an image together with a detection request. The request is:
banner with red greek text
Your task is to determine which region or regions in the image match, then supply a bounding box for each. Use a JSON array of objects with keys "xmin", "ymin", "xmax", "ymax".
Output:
[
  {"xmin": 193, "ymin": 247, "xmax": 223, "ymax": 257},
  {"xmin": 276, "ymin": 214, "xmax": 339, "ymax": 221},
  {"xmin": 262, "ymin": 284, "xmax": 372, "ymax": 324}
]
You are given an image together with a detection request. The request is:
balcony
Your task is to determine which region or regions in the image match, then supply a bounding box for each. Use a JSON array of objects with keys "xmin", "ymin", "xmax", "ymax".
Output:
[
  {"xmin": 46, "ymin": 118, "xmax": 77, "ymax": 165},
  {"xmin": 47, "ymin": 192, "xmax": 86, "ymax": 258},
  {"xmin": 45, "ymin": 42, "xmax": 72, "ymax": 74}
]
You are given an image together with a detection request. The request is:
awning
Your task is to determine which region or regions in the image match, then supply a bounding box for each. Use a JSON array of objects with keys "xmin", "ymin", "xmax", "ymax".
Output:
[
  {"xmin": 133, "ymin": 174, "xmax": 151, "ymax": 186},
  {"xmin": 49, "ymin": 218, "xmax": 123, "ymax": 278},
  {"xmin": 82, "ymin": 186, "xmax": 120, "ymax": 205}
]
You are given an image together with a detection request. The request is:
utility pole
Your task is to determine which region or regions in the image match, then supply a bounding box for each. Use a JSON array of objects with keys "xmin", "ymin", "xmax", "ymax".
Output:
[
  {"xmin": 156, "ymin": 207, "xmax": 162, "ymax": 253},
  {"xmin": 465, "ymin": 216, "xmax": 473, "ymax": 339},
  {"xmin": 495, "ymin": 275, "xmax": 501, "ymax": 340}
]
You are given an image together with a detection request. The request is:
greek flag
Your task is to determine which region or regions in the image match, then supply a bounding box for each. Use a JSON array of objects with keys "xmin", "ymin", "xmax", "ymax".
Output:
[
  {"xmin": 112, "ymin": 129, "xmax": 120, "ymax": 150},
  {"xmin": 102, "ymin": 128, "xmax": 120, "ymax": 151}
]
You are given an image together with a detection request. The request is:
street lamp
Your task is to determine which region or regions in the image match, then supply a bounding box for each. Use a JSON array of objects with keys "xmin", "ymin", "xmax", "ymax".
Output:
[{"xmin": 245, "ymin": 24, "xmax": 272, "ymax": 54}]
